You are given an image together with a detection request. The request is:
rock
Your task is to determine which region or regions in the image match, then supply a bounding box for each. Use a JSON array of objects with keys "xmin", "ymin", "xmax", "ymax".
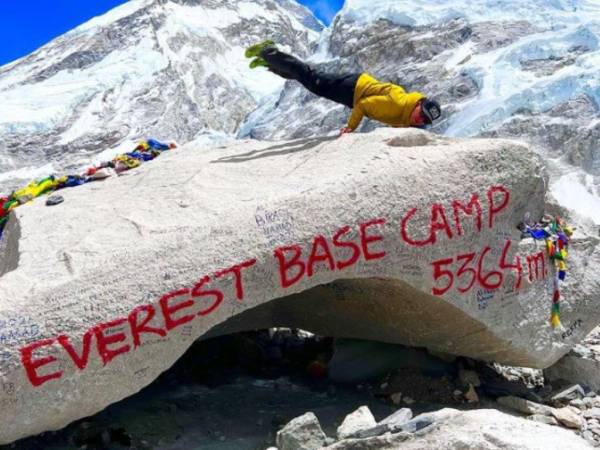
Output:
[
  {"xmin": 545, "ymin": 352, "xmax": 600, "ymax": 393},
  {"xmin": 336, "ymin": 406, "xmax": 377, "ymax": 440},
  {"xmin": 427, "ymin": 349, "xmax": 457, "ymax": 363},
  {"xmin": 459, "ymin": 369, "xmax": 481, "ymax": 387},
  {"xmin": 323, "ymin": 409, "xmax": 593, "ymax": 449},
  {"xmin": 1, "ymin": 129, "xmax": 599, "ymax": 444},
  {"xmin": 403, "ymin": 396, "xmax": 415, "ymax": 405},
  {"xmin": 550, "ymin": 384, "xmax": 586, "ymax": 406},
  {"xmin": 570, "ymin": 398, "xmax": 585, "ymax": 409},
  {"xmin": 550, "ymin": 406, "xmax": 585, "ymax": 430},
  {"xmin": 322, "ymin": 432, "xmax": 412, "ymax": 449},
  {"xmin": 327, "ymin": 338, "xmax": 451, "ymax": 383},
  {"xmin": 390, "ymin": 393, "xmax": 403, "ymax": 405},
  {"xmin": 464, "ymin": 384, "xmax": 479, "ymax": 403},
  {"xmin": 497, "ymin": 396, "xmax": 554, "ymax": 416},
  {"xmin": 346, "ymin": 408, "xmax": 413, "ymax": 439},
  {"xmin": 528, "ymin": 414, "xmax": 559, "ymax": 426},
  {"xmin": 588, "ymin": 422, "xmax": 600, "ymax": 436},
  {"xmin": 584, "ymin": 408, "xmax": 600, "ymax": 420},
  {"xmin": 400, "ymin": 408, "xmax": 459, "ymax": 433},
  {"xmin": 276, "ymin": 412, "xmax": 327, "ymax": 450},
  {"xmin": 573, "ymin": 344, "xmax": 595, "ymax": 359},
  {"xmin": 491, "ymin": 363, "xmax": 544, "ymax": 389},
  {"xmin": 478, "ymin": 363, "xmax": 552, "ymax": 403},
  {"xmin": 45, "ymin": 195, "xmax": 64, "ymax": 207},
  {"xmin": 583, "ymin": 430, "xmax": 596, "ymax": 444},
  {"xmin": 379, "ymin": 408, "xmax": 413, "ymax": 427}
]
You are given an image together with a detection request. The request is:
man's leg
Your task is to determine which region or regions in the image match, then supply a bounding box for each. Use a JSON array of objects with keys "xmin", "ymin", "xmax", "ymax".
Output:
[
  {"xmin": 306, "ymin": 71, "xmax": 361, "ymax": 109},
  {"xmin": 260, "ymin": 47, "xmax": 360, "ymax": 108},
  {"xmin": 259, "ymin": 46, "xmax": 312, "ymax": 81}
]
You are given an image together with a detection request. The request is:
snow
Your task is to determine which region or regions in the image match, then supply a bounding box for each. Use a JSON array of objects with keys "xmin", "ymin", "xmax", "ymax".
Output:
[
  {"xmin": 444, "ymin": 42, "xmax": 474, "ymax": 71},
  {"xmin": 551, "ymin": 170, "xmax": 600, "ymax": 224},
  {"xmin": 69, "ymin": 0, "xmax": 154, "ymax": 34},
  {"xmin": 0, "ymin": 163, "xmax": 57, "ymax": 185},
  {"xmin": 59, "ymin": 94, "xmax": 105, "ymax": 145},
  {"xmin": 310, "ymin": 26, "xmax": 338, "ymax": 64},
  {"xmin": 186, "ymin": 130, "xmax": 236, "ymax": 150},
  {"xmin": 157, "ymin": 1, "xmax": 290, "ymax": 101},
  {"xmin": 341, "ymin": 0, "xmax": 600, "ymax": 27},
  {"xmin": 0, "ymin": 0, "xmax": 318, "ymax": 136},
  {"xmin": 170, "ymin": 3, "xmax": 241, "ymax": 32},
  {"xmin": 0, "ymin": 34, "xmax": 168, "ymax": 134},
  {"xmin": 237, "ymin": 91, "xmax": 282, "ymax": 138},
  {"xmin": 443, "ymin": 22, "xmax": 600, "ymax": 137},
  {"xmin": 238, "ymin": 2, "xmax": 279, "ymax": 21},
  {"xmin": 89, "ymin": 139, "xmax": 139, "ymax": 166}
]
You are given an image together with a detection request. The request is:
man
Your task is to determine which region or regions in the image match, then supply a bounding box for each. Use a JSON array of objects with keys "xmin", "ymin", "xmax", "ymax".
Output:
[{"xmin": 245, "ymin": 40, "xmax": 442, "ymax": 135}]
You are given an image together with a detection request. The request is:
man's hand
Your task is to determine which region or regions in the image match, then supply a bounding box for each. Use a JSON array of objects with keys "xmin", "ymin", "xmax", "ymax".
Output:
[{"xmin": 339, "ymin": 127, "xmax": 352, "ymax": 136}]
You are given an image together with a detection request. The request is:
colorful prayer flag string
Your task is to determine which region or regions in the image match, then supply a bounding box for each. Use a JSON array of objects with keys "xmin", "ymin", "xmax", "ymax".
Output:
[
  {"xmin": 520, "ymin": 215, "xmax": 574, "ymax": 328},
  {"xmin": 0, "ymin": 139, "xmax": 176, "ymax": 241}
]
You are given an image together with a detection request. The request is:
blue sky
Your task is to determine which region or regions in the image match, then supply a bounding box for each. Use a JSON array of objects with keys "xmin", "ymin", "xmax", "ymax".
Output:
[
  {"xmin": 301, "ymin": 0, "xmax": 344, "ymax": 24},
  {"xmin": 0, "ymin": 0, "xmax": 344, "ymax": 67}
]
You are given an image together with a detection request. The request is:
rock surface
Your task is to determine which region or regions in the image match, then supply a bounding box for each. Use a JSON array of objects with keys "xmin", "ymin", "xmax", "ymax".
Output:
[
  {"xmin": 546, "ymin": 332, "xmax": 600, "ymax": 393},
  {"xmin": 323, "ymin": 408, "xmax": 593, "ymax": 449},
  {"xmin": 1, "ymin": 128, "xmax": 600, "ymax": 444},
  {"xmin": 551, "ymin": 406, "xmax": 585, "ymax": 430},
  {"xmin": 276, "ymin": 412, "xmax": 327, "ymax": 450},
  {"xmin": 379, "ymin": 408, "xmax": 413, "ymax": 427},
  {"xmin": 327, "ymin": 338, "xmax": 451, "ymax": 383},
  {"xmin": 497, "ymin": 396, "xmax": 554, "ymax": 416},
  {"xmin": 336, "ymin": 406, "xmax": 376, "ymax": 440}
]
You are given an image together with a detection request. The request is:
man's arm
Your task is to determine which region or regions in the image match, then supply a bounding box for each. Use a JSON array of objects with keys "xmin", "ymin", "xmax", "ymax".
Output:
[{"xmin": 346, "ymin": 105, "xmax": 365, "ymax": 131}]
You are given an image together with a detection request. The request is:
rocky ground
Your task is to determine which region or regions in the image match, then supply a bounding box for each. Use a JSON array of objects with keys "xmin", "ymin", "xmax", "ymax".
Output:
[{"xmin": 3, "ymin": 328, "xmax": 600, "ymax": 449}]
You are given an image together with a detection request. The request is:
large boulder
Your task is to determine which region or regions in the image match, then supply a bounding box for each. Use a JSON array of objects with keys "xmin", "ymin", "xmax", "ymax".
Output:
[{"xmin": 0, "ymin": 128, "xmax": 599, "ymax": 443}]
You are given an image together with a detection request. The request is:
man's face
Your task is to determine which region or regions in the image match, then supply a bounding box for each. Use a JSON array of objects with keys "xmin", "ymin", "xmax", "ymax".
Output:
[{"xmin": 409, "ymin": 102, "xmax": 427, "ymax": 127}]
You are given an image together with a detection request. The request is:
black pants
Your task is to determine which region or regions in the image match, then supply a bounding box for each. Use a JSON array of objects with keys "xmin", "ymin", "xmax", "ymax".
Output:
[{"xmin": 261, "ymin": 47, "xmax": 360, "ymax": 109}]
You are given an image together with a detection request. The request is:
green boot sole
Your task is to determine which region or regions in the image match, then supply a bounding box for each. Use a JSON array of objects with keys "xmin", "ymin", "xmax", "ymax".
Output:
[
  {"xmin": 245, "ymin": 40, "xmax": 275, "ymax": 58},
  {"xmin": 249, "ymin": 57, "xmax": 269, "ymax": 69}
]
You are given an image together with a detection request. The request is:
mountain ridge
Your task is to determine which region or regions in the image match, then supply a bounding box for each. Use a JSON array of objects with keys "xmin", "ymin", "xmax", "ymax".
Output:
[{"xmin": 0, "ymin": 0, "xmax": 322, "ymax": 193}]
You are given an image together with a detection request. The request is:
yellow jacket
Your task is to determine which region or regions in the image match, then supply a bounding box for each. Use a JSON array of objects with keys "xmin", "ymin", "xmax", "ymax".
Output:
[{"xmin": 347, "ymin": 73, "xmax": 426, "ymax": 131}]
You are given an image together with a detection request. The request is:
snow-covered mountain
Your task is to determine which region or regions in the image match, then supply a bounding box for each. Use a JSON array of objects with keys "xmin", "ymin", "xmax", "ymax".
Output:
[
  {"xmin": 0, "ymin": 0, "xmax": 322, "ymax": 192},
  {"xmin": 242, "ymin": 0, "xmax": 600, "ymax": 223}
]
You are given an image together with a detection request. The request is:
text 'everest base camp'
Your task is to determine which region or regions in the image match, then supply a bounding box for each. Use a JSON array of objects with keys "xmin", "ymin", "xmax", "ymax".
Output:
[{"xmin": 1, "ymin": 0, "xmax": 600, "ymax": 448}]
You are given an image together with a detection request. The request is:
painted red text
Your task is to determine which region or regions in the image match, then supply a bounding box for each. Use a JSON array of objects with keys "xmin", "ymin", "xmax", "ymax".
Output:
[
  {"xmin": 402, "ymin": 185, "xmax": 510, "ymax": 247},
  {"xmin": 274, "ymin": 219, "xmax": 387, "ymax": 289}
]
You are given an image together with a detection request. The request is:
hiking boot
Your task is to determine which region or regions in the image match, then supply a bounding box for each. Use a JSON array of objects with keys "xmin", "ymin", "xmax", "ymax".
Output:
[
  {"xmin": 249, "ymin": 57, "xmax": 269, "ymax": 69},
  {"xmin": 245, "ymin": 40, "xmax": 275, "ymax": 58}
]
